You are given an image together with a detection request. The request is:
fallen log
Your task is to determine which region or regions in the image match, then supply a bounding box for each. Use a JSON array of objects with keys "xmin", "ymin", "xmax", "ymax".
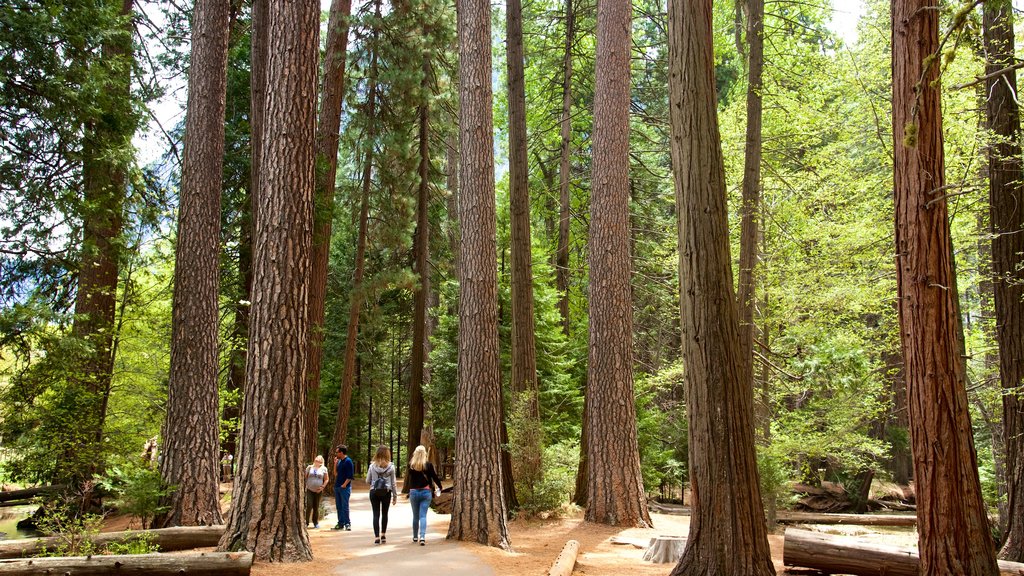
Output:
[
  {"xmin": 0, "ymin": 550, "xmax": 252, "ymax": 575},
  {"xmin": 777, "ymin": 511, "xmax": 917, "ymax": 527},
  {"xmin": 0, "ymin": 525, "xmax": 225, "ymax": 559},
  {"xmin": 0, "ymin": 486, "xmax": 67, "ymax": 504},
  {"xmin": 547, "ymin": 539, "xmax": 579, "ymax": 576},
  {"xmin": 783, "ymin": 528, "xmax": 1024, "ymax": 576}
]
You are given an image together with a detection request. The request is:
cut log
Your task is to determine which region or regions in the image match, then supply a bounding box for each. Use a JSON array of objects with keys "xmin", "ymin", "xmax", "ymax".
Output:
[
  {"xmin": 643, "ymin": 536, "xmax": 686, "ymax": 563},
  {"xmin": 431, "ymin": 488, "xmax": 453, "ymax": 515},
  {"xmin": 0, "ymin": 526, "xmax": 225, "ymax": 559},
  {"xmin": 0, "ymin": 486, "xmax": 67, "ymax": 504},
  {"xmin": 547, "ymin": 539, "xmax": 580, "ymax": 576},
  {"xmin": 776, "ymin": 511, "xmax": 917, "ymax": 527},
  {"xmin": 783, "ymin": 528, "xmax": 1024, "ymax": 576},
  {"xmin": 0, "ymin": 551, "xmax": 252, "ymax": 575}
]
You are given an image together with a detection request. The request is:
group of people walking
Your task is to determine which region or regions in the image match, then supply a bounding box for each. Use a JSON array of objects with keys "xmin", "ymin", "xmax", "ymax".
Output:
[{"xmin": 304, "ymin": 444, "xmax": 444, "ymax": 545}]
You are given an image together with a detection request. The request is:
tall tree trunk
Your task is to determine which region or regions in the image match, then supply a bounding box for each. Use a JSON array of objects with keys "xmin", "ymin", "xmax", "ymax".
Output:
[
  {"xmin": 584, "ymin": 0, "xmax": 649, "ymax": 528},
  {"xmin": 158, "ymin": 0, "xmax": 230, "ymax": 528},
  {"xmin": 406, "ymin": 57, "xmax": 430, "ymax": 494},
  {"xmin": 555, "ymin": 0, "xmax": 574, "ymax": 336},
  {"xmin": 217, "ymin": 0, "xmax": 318, "ymax": 561},
  {"xmin": 983, "ymin": 0, "xmax": 1024, "ymax": 561},
  {"xmin": 506, "ymin": 0, "xmax": 541, "ymax": 495},
  {"xmin": 70, "ymin": 0, "xmax": 135, "ymax": 483},
  {"xmin": 445, "ymin": 123, "xmax": 461, "ymax": 280},
  {"xmin": 892, "ymin": 1, "xmax": 998, "ymax": 573},
  {"xmin": 667, "ymin": 1, "xmax": 773, "ymax": 573},
  {"xmin": 737, "ymin": 0, "xmax": 762, "ymax": 377},
  {"xmin": 330, "ymin": 46, "xmax": 378, "ymax": 461},
  {"xmin": 447, "ymin": 0, "xmax": 511, "ymax": 547},
  {"xmin": 305, "ymin": 0, "xmax": 353, "ymax": 460}
]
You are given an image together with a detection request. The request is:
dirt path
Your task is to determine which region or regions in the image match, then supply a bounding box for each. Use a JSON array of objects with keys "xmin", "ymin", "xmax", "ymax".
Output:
[{"xmin": 253, "ymin": 482, "xmax": 494, "ymax": 576}]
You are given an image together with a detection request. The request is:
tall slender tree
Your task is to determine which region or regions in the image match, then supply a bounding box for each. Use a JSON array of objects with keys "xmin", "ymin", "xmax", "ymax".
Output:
[
  {"xmin": 446, "ymin": 0, "xmax": 511, "ymax": 547},
  {"xmin": 555, "ymin": 0, "xmax": 574, "ymax": 336},
  {"xmin": 506, "ymin": 0, "xmax": 541, "ymax": 493},
  {"xmin": 892, "ymin": 1, "xmax": 998, "ymax": 573},
  {"xmin": 584, "ymin": 0, "xmax": 649, "ymax": 528},
  {"xmin": 667, "ymin": 0, "xmax": 773, "ymax": 573},
  {"xmin": 217, "ymin": 0, "xmax": 318, "ymax": 560},
  {"xmin": 982, "ymin": 0, "xmax": 1024, "ymax": 562},
  {"xmin": 306, "ymin": 0, "xmax": 354, "ymax": 459},
  {"xmin": 69, "ymin": 0, "xmax": 136, "ymax": 484},
  {"xmin": 157, "ymin": 0, "xmax": 230, "ymax": 528}
]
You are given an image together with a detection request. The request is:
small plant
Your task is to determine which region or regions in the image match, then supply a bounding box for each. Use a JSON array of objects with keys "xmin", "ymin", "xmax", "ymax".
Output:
[
  {"xmin": 34, "ymin": 508, "xmax": 103, "ymax": 557},
  {"xmin": 105, "ymin": 532, "xmax": 160, "ymax": 555},
  {"xmin": 97, "ymin": 462, "xmax": 174, "ymax": 529}
]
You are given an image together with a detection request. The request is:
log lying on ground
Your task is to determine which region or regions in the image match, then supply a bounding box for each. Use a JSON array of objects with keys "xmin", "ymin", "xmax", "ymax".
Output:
[
  {"xmin": 777, "ymin": 511, "xmax": 917, "ymax": 527},
  {"xmin": 0, "ymin": 525, "xmax": 225, "ymax": 559},
  {"xmin": 0, "ymin": 550, "xmax": 252, "ymax": 575},
  {"xmin": 0, "ymin": 486, "xmax": 67, "ymax": 504},
  {"xmin": 547, "ymin": 539, "xmax": 579, "ymax": 576},
  {"xmin": 783, "ymin": 528, "xmax": 1024, "ymax": 576}
]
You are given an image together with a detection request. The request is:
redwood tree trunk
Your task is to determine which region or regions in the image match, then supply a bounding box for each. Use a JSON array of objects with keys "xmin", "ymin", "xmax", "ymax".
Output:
[
  {"xmin": 584, "ymin": 0, "xmax": 650, "ymax": 528},
  {"xmin": 736, "ymin": 0, "xmax": 762, "ymax": 377},
  {"xmin": 158, "ymin": 0, "xmax": 230, "ymax": 528},
  {"xmin": 217, "ymin": 0, "xmax": 318, "ymax": 561},
  {"xmin": 330, "ymin": 47, "xmax": 377, "ymax": 459},
  {"xmin": 447, "ymin": 0, "xmax": 511, "ymax": 547},
  {"xmin": 892, "ymin": 1, "xmax": 998, "ymax": 573},
  {"xmin": 983, "ymin": 0, "xmax": 1024, "ymax": 561},
  {"xmin": 70, "ymin": 0, "xmax": 135, "ymax": 482},
  {"xmin": 305, "ymin": 0, "xmax": 353, "ymax": 460},
  {"xmin": 507, "ymin": 0, "xmax": 541, "ymax": 492},
  {"xmin": 666, "ymin": 1, "xmax": 773, "ymax": 573},
  {"xmin": 406, "ymin": 56, "xmax": 430, "ymax": 493},
  {"xmin": 555, "ymin": 0, "xmax": 574, "ymax": 335}
]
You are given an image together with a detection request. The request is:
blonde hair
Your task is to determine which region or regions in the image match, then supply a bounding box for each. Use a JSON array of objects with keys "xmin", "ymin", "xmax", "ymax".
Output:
[
  {"xmin": 313, "ymin": 454, "xmax": 324, "ymax": 464},
  {"xmin": 409, "ymin": 445, "xmax": 429, "ymax": 472},
  {"xmin": 373, "ymin": 445, "xmax": 392, "ymax": 468}
]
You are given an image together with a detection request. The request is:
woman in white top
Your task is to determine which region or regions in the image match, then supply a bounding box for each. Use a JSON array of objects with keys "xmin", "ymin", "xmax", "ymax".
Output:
[
  {"xmin": 304, "ymin": 455, "xmax": 329, "ymax": 528},
  {"xmin": 365, "ymin": 445, "xmax": 398, "ymax": 544}
]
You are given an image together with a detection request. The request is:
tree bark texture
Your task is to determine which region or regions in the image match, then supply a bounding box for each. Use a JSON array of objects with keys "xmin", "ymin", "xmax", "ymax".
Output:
[
  {"xmin": 983, "ymin": 0, "xmax": 1024, "ymax": 562},
  {"xmin": 406, "ymin": 58, "xmax": 430, "ymax": 493},
  {"xmin": 892, "ymin": 1, "xmax": 999, "ymax": 573},
  {"xmin": 667, "ymin": 1, "xmax": 774, "ymax": 574},
  {"xmin": 305, "ymin": 0, "xmax": 353, "ymax": 460},
  {"xmin": 555, "ymin": 0, "xmax": 574, "ymax": 336},
  {"xmin": 447, "ymin": 0, "xmax": 511, "ymax": 548},
  {"xmin": 218, "ymin": 0, "xmax": 318, "ymax": 561},
  {"xmin": 329, "ymin": 47, "xmax": 377, "ymax": 461},
  {"xmin": 585, "ymin": 0, "xmax": 650, "ymax": 528},
  {"xmin": 736, "ymin": 0, "xmax": 762, "ymax": 379},
  {"xmin": 159, "ymin": 0, "xmax": 231, "ymax": 528},
  {"xmin": 507, "ymin": 0, "xmax": 542, "ymax": 489}
]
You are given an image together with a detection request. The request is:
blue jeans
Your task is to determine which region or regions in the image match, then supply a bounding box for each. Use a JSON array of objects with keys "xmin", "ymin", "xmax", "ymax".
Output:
[
  {"xmin": 409, "ymin": 488, "xmax": 432, "ymax": 539},
  {"xmin": 334, "ymin": 485, "xmax": 351, "ymax": 527}
]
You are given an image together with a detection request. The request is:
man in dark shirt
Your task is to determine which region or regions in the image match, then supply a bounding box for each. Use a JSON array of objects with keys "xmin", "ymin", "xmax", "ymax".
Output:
[{"xmin": 332, "ymin": 445, "xmax": 354, "ymax": 530}]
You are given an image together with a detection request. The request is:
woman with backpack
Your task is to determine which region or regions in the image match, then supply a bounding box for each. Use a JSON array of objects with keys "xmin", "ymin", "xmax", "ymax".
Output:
[
  {"xmin": 407, "ymin": 444, "xmax": 442, "ymax": 545},
  {"xmin": 304, "ymin": 455, "xmax": 329, "ymax": 528},
  {"xmin": 366, "ymin": 445, "xmax": 398, "ymax": 544}
]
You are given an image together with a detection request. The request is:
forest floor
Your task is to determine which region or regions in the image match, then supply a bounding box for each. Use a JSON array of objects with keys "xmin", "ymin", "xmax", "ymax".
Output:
[{"xmin": 244, "ymin": 480, "xmax": 917, "ymax": 576}]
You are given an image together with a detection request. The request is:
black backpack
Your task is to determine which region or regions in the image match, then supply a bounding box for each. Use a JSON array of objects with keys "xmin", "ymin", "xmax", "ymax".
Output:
[{"xmin": 371, "ymin": 467, "xmax": 391, "ymax": 497}]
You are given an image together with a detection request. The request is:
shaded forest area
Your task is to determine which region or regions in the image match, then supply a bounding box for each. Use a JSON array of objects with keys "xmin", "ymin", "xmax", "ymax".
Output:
[{"xmin": 1, "ymin": 0, "xmax": 1023, "ymax": 573}]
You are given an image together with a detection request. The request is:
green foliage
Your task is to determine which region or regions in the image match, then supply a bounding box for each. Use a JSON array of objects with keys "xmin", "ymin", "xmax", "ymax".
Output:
[
  {"xmin": 96, "ymin": 461, "xmax": 173, "ymax": 530},
  {"xmin": 514, "ymin": 441, "xmax": 579, "ymax": 518},
  {"xmin": 34, "ymin": 510, "xmax": 103, "ymax": 557},
  {"xmin": 104, "ymin": 531, "xmax": 159, "ymax": 555}
]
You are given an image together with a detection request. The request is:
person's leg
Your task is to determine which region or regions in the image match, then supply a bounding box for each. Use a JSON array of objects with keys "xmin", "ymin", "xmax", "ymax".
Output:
[
  {"xmin": 409, "ymin": 490, "xmax": 424, "ymax": 540},
  {"xmin": 333, "ymin": 486, "xmax": 343, "ymax": 529},
  {"xmin": 417, "ymin": 491, "xmax": 432, "ymax": 541},
  {"xmin": 369, "ymin": 491, "xmax": 381, "ymax": 539},
  {"xmin": 339, "ymin": 486, "xmax": 352, "ymax": 528},
  {"xmin": 304, "ymin": 491, "xmax": 314, "ymax": 526},
  {"xmin": 312, "ymin": 492, "xmax": 322, "ymax": 527},
  {"xmin": 380, "ymin": 496, "xmax": 390, "ymax": 538}
]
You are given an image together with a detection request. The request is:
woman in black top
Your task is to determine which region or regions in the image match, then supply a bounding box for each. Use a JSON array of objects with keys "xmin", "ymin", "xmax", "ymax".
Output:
[{"xmin": 407, "ymin": 445, "xmax": 442, "ymax": 545}]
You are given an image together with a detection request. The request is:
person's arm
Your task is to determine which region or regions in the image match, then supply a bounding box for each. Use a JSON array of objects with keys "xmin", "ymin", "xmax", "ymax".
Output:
[
  {"xmin": 428, "ymin": 463, "xmax": 442, "ymax": 492},
  {"xmin": 323, "ymin": 466, "xmax": 329, "ymax": 487},
  {"xmin": 390, "ymin": 467, "xmax": 398, "ymax": 503},
  {"xmin": 343, "ymin": 459, "xmax": 353, "ymax": 488},
  {"xmin": 365, "ymin": 467, "xmax": 373, "ymax": 484}
]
